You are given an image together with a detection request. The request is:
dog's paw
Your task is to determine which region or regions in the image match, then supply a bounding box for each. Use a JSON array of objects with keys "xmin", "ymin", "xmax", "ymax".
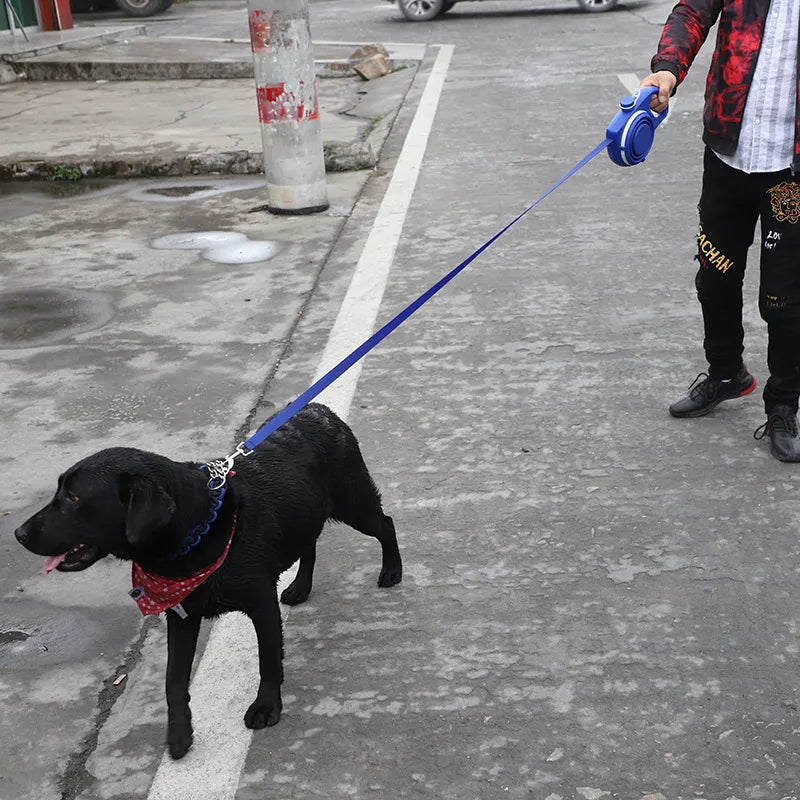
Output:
[
  {"xmin": 378, "ymin": 564, "xmax": 402, "ymax": 587},
  {"xmin": 167, "ymin": 722, "xmax": 193, "ymax": 760},
  {"xmin": 244, "ymin": 697, "xmax": 282, "ymax": 729},
  {"xmin": 280, "ymin": 579, "xmax": 311, "ymax": 606}
]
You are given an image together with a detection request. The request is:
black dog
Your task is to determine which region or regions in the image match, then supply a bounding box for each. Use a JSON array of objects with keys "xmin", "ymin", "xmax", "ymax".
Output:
[{"xmin": 14, "ymin": 403, "xmax": 402, "ymax": 759}]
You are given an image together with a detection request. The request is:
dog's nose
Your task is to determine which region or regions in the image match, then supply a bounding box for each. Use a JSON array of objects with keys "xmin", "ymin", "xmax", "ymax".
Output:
[{"xmin": 14, "ymin": 525, "xmax": 29, "ymax": 546}]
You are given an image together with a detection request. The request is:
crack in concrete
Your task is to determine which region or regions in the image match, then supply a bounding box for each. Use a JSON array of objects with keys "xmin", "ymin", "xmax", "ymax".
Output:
[
  {"xmin": 58, "ymin": 616, "xmax": 160, "ymax": 800},
  {"xmin": 0, "ymin": 86, "xmax": 63, "ymax": 121},
  {"xmin": 168, "ymin": 100, "xmax": 211, "ymax": 127}
]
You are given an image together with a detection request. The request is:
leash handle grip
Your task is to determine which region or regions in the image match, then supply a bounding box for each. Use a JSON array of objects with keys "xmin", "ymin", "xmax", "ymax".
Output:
[{"xmin": 606, "ymin": 85, "xmax": 669, "ymax": 167}]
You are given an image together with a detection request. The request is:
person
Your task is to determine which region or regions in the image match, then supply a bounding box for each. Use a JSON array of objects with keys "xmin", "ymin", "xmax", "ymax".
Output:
[{"xmin": 641, "ymin": 0, "xmax": 800, "ymax": 461}]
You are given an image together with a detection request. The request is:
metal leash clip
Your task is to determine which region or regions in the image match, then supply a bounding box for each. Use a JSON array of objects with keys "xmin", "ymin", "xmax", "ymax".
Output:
[{"xmin": 204, "ymin": 442, "xmax": 254, "ymax": 491}]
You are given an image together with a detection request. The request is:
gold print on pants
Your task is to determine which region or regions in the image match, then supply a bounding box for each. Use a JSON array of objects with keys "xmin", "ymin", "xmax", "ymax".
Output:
[
  {"xmin": 696, "ymin": 223, "xmax": 734, "ymax": 273},
  {"xmin": 768, "ymin": 181, "xmax": 800, "ymax": 224}
]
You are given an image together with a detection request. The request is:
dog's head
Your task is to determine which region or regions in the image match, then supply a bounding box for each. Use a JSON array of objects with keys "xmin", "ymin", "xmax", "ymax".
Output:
[{"xmin": 15, "ymin": 447, "xmax": 180, "ymax": 573}]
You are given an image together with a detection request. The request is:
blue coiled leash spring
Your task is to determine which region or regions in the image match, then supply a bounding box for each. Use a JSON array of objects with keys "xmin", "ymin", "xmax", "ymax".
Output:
[{"xmin": 212, "ymin": 86, "xmax": 670, "ymax": 475}]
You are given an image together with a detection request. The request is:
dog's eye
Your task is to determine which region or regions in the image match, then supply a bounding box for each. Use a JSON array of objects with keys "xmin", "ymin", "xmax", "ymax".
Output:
[{"xmin": 65, "ymin": 493, "xmax": 79, "ymax": 504}]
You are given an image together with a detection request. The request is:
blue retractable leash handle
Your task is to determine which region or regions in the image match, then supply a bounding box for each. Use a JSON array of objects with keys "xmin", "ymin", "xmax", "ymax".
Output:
[
  {"xmin": 223, "ymin": 87, "xmax": 669, "ymax": 465},
  {"xmin": 606, "ymin": 85, "xmax": 669, "ymax": 166}
]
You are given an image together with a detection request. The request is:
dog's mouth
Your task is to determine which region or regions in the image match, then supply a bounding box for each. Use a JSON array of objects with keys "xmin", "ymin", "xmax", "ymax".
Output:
[{"xmin": 44, "ymin": 543, "xmax": 103, "ymax": 574}]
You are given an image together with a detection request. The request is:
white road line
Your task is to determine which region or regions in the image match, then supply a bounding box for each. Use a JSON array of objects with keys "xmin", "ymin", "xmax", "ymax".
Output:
[
  {"xmin": 617, "ymin": 72, "xmax": 641, "ymax": 95},
  {"xmin": 146, "ymin": 43, "xmax": 454, "ymax": 800},
  {"xmin": 315, "ymin": 44, "xmax": 455, "ymax": 415}
]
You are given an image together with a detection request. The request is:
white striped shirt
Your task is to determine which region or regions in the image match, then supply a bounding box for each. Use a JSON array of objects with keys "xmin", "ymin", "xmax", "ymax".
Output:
[{"xmin": 715, "ymin": 0, "xmax": 800, "ymax": 173}]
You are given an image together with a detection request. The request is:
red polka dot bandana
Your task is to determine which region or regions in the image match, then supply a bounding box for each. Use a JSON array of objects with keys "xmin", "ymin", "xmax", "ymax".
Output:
[{"xmin": 130, "ymin": 517, "xmax": 236, "ymax": 616}]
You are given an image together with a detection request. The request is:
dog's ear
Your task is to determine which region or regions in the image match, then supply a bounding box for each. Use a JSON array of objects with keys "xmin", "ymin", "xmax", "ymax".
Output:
[{"xmin": 123, "ymin": 475, "xmax": 176, "ymax": 549}]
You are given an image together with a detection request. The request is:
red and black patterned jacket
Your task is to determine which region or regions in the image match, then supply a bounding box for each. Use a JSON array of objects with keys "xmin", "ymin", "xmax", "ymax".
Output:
[{"xmin": 651, "ymin": 0, "xmax": 800, "ymax": 172}]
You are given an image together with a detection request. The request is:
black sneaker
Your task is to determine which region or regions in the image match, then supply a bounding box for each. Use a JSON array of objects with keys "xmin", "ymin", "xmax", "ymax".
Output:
[
  {"xmin": 669, "ymin": 368, "xmax": 756, "ymax": 418},
  {"xmin": 753, "ymin": 405, "xmax": 800, "ymax": 462}
]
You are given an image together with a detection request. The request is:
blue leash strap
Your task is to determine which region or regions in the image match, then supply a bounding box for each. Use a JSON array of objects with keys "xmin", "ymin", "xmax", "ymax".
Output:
[{"xmin": 238, "ymin": 136, "xmax": 613, "ymax": 455}]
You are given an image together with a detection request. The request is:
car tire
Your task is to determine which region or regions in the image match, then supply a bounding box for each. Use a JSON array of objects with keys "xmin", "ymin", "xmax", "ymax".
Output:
[
  {"xmin": 576, "ymin": 0, "xmax": 618, "ymax": 11},
  {"xmin": 441, "ymin": 0, "xmax": 456, "ymax": 11},
  {"xmin": 398, "ymin": 0, "xmax": 445, "ymax": 21},
  {"xmin": 114, "ymin": 0, "xmax": 169, "ymax": 16}
]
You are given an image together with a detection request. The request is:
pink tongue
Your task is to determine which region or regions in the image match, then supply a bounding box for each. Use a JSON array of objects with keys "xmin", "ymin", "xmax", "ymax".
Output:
[{"xmin": 44, "ymin": 553, "xmax": 68, "ymax": 574}]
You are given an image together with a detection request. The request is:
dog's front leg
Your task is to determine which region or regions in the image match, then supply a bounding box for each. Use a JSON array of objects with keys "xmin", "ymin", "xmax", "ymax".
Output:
[
  {"xmin": 244, "ymin": 593, "xmax": 283, "ymax": 730},
  {"xmin": 165, "ymin": 610, "xmax": 202, "ymax": 759}
]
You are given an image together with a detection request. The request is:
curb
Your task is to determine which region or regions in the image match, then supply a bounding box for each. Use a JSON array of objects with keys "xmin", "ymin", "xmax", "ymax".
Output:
[
  {"xmin": 5, "ymin": 57, "xmax": 416, "ymax": 82},
  {"xmin": 0, "ymin": 139, "xmax": 380, "ymax": 181},
  {"xmin": 9, "ymin": 59, "xmax": 252, "ymax": 81},
  {"xmin": 2, "ymin": 25, "xmax": 147, "ymax": 60}
]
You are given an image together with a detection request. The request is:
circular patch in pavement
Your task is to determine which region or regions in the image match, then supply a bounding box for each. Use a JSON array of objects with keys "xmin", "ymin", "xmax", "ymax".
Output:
[
  {"xmin": 152, "ymin": 231, "xmax": 282, "ymax": 264},
  {"xmin": 0, "ymin": 288, "xmax": 114, "ymax": 350},
  {"xmin": 203, "ymin": 239, "xmax": 282, "ymax": 264},
  {"xmin": 0, "ymin": 600, "xmax": 119, "ymax": 670}
]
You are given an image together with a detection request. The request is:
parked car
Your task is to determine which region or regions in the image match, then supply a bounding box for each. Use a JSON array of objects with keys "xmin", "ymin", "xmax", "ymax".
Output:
[
  {"xmin": 71, "ymin": 0, "xmax": 173, "ymax": 17},
  {"xmin": 394, "ymin": 0, "xmax": 616, "ymax": 20},
  {"xmin": 115, "ymin": 0, "xmax": 173, "ymax": 14}
]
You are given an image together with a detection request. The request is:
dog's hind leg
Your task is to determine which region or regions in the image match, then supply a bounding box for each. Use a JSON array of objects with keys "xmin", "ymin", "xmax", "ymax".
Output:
[
  {"xmin": 280, "ymin": 542, "xmax": 316, "ymax": 605},
  {"xmin": 331, "ymin": 444, "xmax": 402, "ymax": 587},
  {"xmin": 336, "ymin": 493, "xmax": 402, "ymax": 588},
  {"xmin": 165, "ymin": 611, "xmax": 202, "ymax": 759},
  {"xmin": 371, "ymin": 511, "xmax": 403, "ymax": 588},
  {"xmin": 244, "ymin": 592, "xmax": 284, "ymax": 730}
]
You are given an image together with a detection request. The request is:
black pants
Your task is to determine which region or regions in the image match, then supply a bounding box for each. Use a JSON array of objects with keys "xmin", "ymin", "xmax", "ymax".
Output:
[{"xmin": 696, "ymin": 147, "xmax": 800, "ymax": 412}]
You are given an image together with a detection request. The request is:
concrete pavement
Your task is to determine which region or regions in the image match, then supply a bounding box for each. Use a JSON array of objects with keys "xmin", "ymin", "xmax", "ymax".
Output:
[{"xmin": 0, "ymin": 5, "xmax": 431, "ymax": 798}]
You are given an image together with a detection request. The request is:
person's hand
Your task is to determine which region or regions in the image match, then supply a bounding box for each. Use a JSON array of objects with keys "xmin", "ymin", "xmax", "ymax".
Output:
[{"xmin": 639, "ymin": 71, "xmax": 677, "ymax": 113}]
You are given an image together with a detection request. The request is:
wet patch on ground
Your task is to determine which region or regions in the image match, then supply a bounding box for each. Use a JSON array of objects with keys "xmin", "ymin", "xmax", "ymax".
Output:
[
  {"xmin": 0, "ymin": 629, "xmax": 30, "ymax": 645},
  {"xmin": 0, "ymin": 600, "xmax": 131, "ymax": 670},
  {"xmin": 126, "ymin": 177, "xmax": 264, "ymax": 204},
  {"xmin": 0, "ymin": 287, "xmax": 114, "ymax": 349},
  {"xmin": 0, "ymin": 179, "xmax": 122, "ymax": 221},
  {"xmin": 0, "ymin": 177, "xmax": 264, "ymax": 222},
  {"xmin": 0, "ymin": 178, "xmax": 117, "ymax": 200}
]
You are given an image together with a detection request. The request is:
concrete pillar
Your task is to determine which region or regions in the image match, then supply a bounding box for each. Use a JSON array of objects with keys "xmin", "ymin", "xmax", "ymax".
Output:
[{"xmin": 246, "ymin": 0, "xmax": 329, "ymax": 214}]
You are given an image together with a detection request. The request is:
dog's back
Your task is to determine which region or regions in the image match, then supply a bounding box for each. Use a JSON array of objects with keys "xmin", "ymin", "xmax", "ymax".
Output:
[{"xmin": 212, "ymin": 403, "xmax": 391, "ymax": 579}]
